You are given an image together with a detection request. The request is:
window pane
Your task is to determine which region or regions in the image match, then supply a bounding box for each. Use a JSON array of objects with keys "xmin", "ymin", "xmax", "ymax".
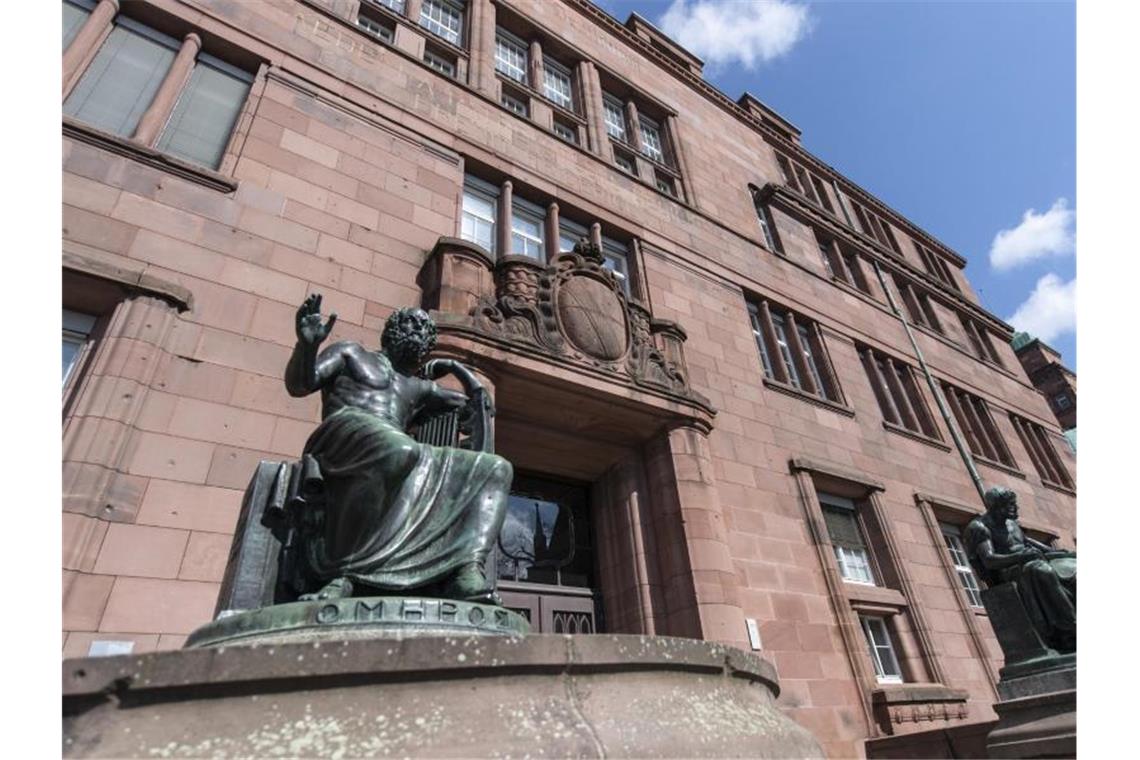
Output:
[
  {"xmin": 543, "ymin": 61, "xmax": 573, "ymax": 110},
  {"xmin": 495, "ymin": 32, "xmax": 528, "ymax": 83},
  {"xmin": 602, "ymin": 242, "xmax": 630, "ymax": 295},
  {"xmin": 461, "ymin": 189, "xmax": 495, "ymax": 253},
  {"xmin": 63, "ymin": 0, "xmax": 93, "ymax": 50},
  {"xmin": 357, "ymin": 14, "xmax": 394, "ymax": 42},
  {"xmin": 553, "ymin": 121, "xmax": 577, "ymax": 144},
  {"xmin": 511, "ymin": 210, "xmax": 544, "ymax": 260},
  {"xmin": 771, "ymin": 314, "xmax": 801, "ymax": 388},
  {"xmin": 420, "ymin": 0, "xmax": 463, "ymax": 45},
  {"xmin": 63, "ymin": 336, "xmax": 84, "ymax": 386},
  {"xmin": 639, "ymin": 117, "xmax": 664, "ymax": 163},
  {"xmin": 156, "ymin": 59, "xmax": 252, "ymax": 169},
  {"xmin": 797, "ymin": 324, "xmax": 826, "ymax": 397},
  {"xmin": 603, "ymin": 97, "xmax": 626, "ymax": 141},
  {"xmin": 748, "ymin": 307, "xmax": 775, "ymax": 379},
  {"xmin": 64, "ymin": 23, "xmax": 178, "ymax": 137}
]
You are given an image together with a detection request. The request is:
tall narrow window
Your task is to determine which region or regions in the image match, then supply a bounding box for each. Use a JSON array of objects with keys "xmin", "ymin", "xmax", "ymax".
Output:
[
  {"xmin": 748, "ymin": 304, "xmax": 775, "ymax": 379},
  {"xmin": 942, "ymin": 383, "xmax": 1015, "ymax": 468},
  {"xmin": 1009, "ymin": 414, "xmax": 1074, "ymax": 489},
  {"xmin": 770, "ymin": 313, "xmax": 801, "ymax": 389},
  {"xmin": 859, "ymin": 346, "xmax": 940, "ymax": 439},
  {"xmin": 460, "ymin": 178, "xmax": 497, "ymax": 255},
  {"xmin": 510, "ymin": 198, "xmax": 545, "ymax": 260},
  {"xmin": 750, "ymin": 188, "xmax": 781, "ymax": 253},
  {"xmin": 602, "ymin": 238, "xmax": 631, "ymax": 296},
  {"xmin": 64, "ymin": 18, "xmax": 179, "ymax": 137},
  {"xmin": 63, "ymin": 309, "xmax": 97, "ymax": 387},
  {"xmin": 155, "ymin": 54, "xmax": 253, "ymax": 169},
  {"xmin": 639, "ymin": 116, "xmax": 665, "ymax": 163},
  {"xmin": 940, "ymin": 524, "xmax": 983, "ymax": 607},
  {"xmin": 749, "ymin": 299, "xmax": 841, "ymax": 403},
  {"xmin": 797, "ymin": 324, "xmax": 826, "ymax": 395},
  {"xmin": 63, "ymin": 0, "xmax": 96, "ymax": 50},
  {"xmin": 494, "ymin": 30, "xmax": 528, "ymax": 83},
  {"xmin": 860, "ymin": 615, "xmax": 903, "ymax": 683},
  {"xmin": 603, "ymin": 95, "xmax": 627, "ymax": 142},
  {"xmin": 820, "ymin": 494, "xmax": 875, "ymax": 585},
  {"xmin": 419, "ymin": 0, "xmax": 463, "ymax": 45},
  {"xmin": 543, "ymin": 58, "xmax": 573, "ymax": 110}
]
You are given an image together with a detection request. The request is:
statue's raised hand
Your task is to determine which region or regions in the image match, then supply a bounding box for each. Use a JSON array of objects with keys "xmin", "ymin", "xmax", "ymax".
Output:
[{"xmin": 296, "ymin": 293, "xmax": 337, "ymax": 346}]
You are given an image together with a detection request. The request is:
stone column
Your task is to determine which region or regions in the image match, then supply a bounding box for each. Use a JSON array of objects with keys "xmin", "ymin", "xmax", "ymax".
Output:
[
  {"xmin": 588, "ymin": 221, "xmax": 603, "ymax": 251},
  {"xmin": 132, "ymin": 32, "xmax": 201, "ymax": 147},
  {"xmin": 663, "ymin": 114, "xmax": 695, "ymax": 205},
  {"xmin": 783, "ymin": 313, "xmax": 818, "ymax": 396},
  {"xmin": 405, "ymin": 0, "xmax": 424, "ymax": 25},
  {"xmin": 527, "ymin": 40, "xmax": 543, "ymax": 91},
  {"xmin": 63, "ymin": 0, "xmax": 120, "ymax": 97},
  {"xmin": 467, "ymin": 0, "xmax": 496, "ymax": 96},
  {"xmin": 581, "ymin": 62, "xmax": 611, "ymax": 161},
  {"xmin": 643, "ymin": 425, "xmax": 748, "ymax": 648},
  {"xmin": 496, "ymin": 180, "xmax": 513, "ymax": 256},
  {"xmin": 544, "ymin": 202, "xmax": 560, "ymax": 260}
]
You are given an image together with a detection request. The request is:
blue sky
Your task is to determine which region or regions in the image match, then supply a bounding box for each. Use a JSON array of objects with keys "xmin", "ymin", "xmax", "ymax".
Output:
[{"xmin": 596, "ymin": 0, "xmax": 1076, "ymax": 369}]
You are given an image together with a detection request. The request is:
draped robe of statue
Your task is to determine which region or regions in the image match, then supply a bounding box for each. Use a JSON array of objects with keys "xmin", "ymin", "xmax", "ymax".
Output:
[{"xmin": 300, "ymin": 358, "xmax": 509, "ymax": 590}]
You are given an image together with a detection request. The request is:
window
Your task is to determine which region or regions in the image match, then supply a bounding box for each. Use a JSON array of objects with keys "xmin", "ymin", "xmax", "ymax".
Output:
[
  {"xmin": 748, "ymin": 300, "xmax": 841, "ymax": 403},
  {"xmin": 940, "ymin": 524, "xmax": 982, "ymax": 607},
  {"xmin": 424, "ymin": 48, "xmax": 456, "ymax": 77},
  {"xmin": 154, "ymin": 54, "xmax": 253, "ymax": 169},
  {"xmin": 495, "ymin": 29, "xmax": 528, "ymax": 83},
  {"xmin": 510, "ymin": 198, "xmax": 545, "ymax": 260},
  {"xmin": 63, "ymin": 309, "xmax": 97, "ymax": 387},
  {"xmin": 654, "ymin": 172, "xmax": 677, "ymax": 197},
  {"xmin": 559, "ymin": 219, "xmax": 588, "ymax": 255},
  {"xmin": 460, "ymin": 178, "xmax": 497, "ymax": 254},
  {"xmin": 64, "ymin": 18, "xmax": 179, "ymax": 137},
  {"xmin": 914, "ymin": 240, "xmax": 960, "ymax": 292},
  {"xmin": 419, "ymin": 0, "xmax": 463, "ymax": 46},
  {"xmin": 1053, "ymin": 393, "xmax": 1072, "ymax": 411},
  {"xmin": 357, "ymin": 13, "xmax": 394, "ymax": 43},
  {"xmin": 942, "ymin": 383, "xmax": 1016, "ymax": 468},
  {"xmin": 1009, "ymin": 414, "xmax": 1074, "ymax": 489},
  {"xmin": 64, "ymin": 0, "xmax": 95, "ymax": 50},
  {"xmin": 959, "ymin": 316, "xmax": 1004, "ymax": 366},
  {"xmin": 552, "ymin": 120, "xmax": 577, "ymax": 145},
  {"xmin": 501, "ymin": 90, "xmax": 528, "ymax": 117},
  {"xmin": 366, "ymin": 0, "xmax": 405, "ymax": 12},
  {"xmin": 543, "ymin": 58, "xmax": 573, "ymax": 110},
  {"xmin": 773, "ymin": 151, "xmax": 837, "ymax": 216},
  {"xmin": 639, "ymin": 116, "xmax": 665, "ymax": 163},
  {"xmin": 820, "ymin": 494, "xmax": 875, "ymax": 585},
  {"xmin": 859, "ymin": 347, "xmax": 940, "ymax": 439},
  {"xmin": 749, "ymin": 188, "xmax": 782, "ymax": 254},
  {"xmin": 815, "ymin": 233, "xmax": 870, "ymax": 294},
  {"xmin": 892, "ymin": 274, "xmax": 942, "ymax": 334},
  {"xmin": 860, "ymin": 615, "xmax": 903, "ymax": 683},
  {"xmin": 603, "ymin": 95, "xmax": 627, "ymax": 142},
  {"xmin": 602, "ymin": 238, "xmax": 631, "ymax": 296},
  {"xmin": 852, "ymin": 201, "xmax": 902, "ymax": 254},
  {"xmin": 614, "ymin": 149, "xmax": 637, "ymax": 176}
]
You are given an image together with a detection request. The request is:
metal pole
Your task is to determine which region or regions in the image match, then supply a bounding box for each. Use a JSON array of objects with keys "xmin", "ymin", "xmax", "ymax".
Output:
[{"xmin": 870, "ymin": 260, "xmax": 987, "ymax": 503}]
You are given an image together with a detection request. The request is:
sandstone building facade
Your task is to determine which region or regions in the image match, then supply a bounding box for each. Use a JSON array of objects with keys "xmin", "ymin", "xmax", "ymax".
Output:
[{"xmin": 61, "ymin": 1, "xmax": 1077, "ymax": 756}]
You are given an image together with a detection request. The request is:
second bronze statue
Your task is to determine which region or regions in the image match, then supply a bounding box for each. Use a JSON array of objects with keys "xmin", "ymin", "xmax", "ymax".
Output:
[{"xmin": 281, "ymin": 294, "xmax": 513, "ymax": 605}]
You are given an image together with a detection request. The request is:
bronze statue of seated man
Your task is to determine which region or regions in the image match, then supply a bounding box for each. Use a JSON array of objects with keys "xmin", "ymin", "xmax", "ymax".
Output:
[
  {"xmin": 965, "ymin": 486, "xmax": 1076, "ymax": 653},
  {"xmin": 283, "ymin": 294, "xmax": 512, "ymax": 605}
]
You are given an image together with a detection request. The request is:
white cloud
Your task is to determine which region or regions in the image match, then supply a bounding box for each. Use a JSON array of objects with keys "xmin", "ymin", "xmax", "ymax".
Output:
[
  {"xmin": 658, "ymin": 0, "xmax": 812, "ymax": 70},
  {"xmin": 1006, "ymin": 273, "xmax": 1076, "ymax": 343},
  {"xmin": 989, "ymin": 198, "xmax": 1075, "ymax": 271}
]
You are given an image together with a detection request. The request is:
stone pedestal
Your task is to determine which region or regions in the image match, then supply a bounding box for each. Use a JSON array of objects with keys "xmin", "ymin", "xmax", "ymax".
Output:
[
  {"xmin": 987, "ymin": 665, "xmax": 1076, "ymax": 759},
  {"xmin": 63, "ymin": 634, "xmax": 824, "ymax": 758}
]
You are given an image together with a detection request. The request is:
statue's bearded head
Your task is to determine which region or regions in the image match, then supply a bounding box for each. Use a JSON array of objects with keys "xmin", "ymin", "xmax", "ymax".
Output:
[
  {"xmin": 381, "ymin": 307, "xmax": 438, "ymax": 371},
  {"xmin": 983, "ymin": 486, "xmax": 1019, "ymax": 521}
]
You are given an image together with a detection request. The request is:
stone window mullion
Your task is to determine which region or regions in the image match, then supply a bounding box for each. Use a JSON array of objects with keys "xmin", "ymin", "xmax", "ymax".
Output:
[
  {"xmin": 943, "ymin": 386, "xmax": 983, "ymax": 457},
  {"xmin": 783, "ymin": 313, "xmax": 819, "ymax": 396},
  {"xmin": 862, "ymin": 350, "xmax": 901, "ymax": 425},
  {"xmin": 757, "ymin": 300, "xmax": 790, "ymax": 384},
  {"xmin": 882, "ymin": 357, "xmax": 919, "ymax": 431}
]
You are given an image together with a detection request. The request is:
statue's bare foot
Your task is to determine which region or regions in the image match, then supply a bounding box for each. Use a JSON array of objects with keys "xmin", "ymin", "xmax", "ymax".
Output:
[
  {"xmin": 442, "ymin": 563, "xmax": 499, "ymax": 605},
  {"xmin": 299, "ymin": 577, "xmax": 354, "ymax": 601}
]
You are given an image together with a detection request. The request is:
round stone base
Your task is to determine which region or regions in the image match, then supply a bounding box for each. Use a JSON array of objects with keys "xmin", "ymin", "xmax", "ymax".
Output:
[
  {"xmin": 185, "ymin": 597, "xmax": 529, "ymax": 648},
  {"xmin": 63, "ymin": 634, "xmax": 824, "ymax": 758}
]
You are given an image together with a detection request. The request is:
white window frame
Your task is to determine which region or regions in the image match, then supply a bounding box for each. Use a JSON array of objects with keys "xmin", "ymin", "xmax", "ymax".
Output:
[
  {"xmin": 543, "ymin": 58, "xmax": 573, "ymax": 110},
  {"xmin": 614, "ymin": 150, "xmax": 637, "ymax": 176},
  {"xmin": 510, "ymin": 197, "xmax": 545, "ymax": 261},
  {"xmin": 797, "ymin": 323, "xmax": 827, "ymax": 398},
  {"xmin": 495, "ymin": 29, "xmax": 528, "ymax": 83},
  {"xmin": 460, "ymin": 177, "xmax": 498, "ymax": 255},
  {"xmin": 860, "ymin": 615, "xmax": 903, "ymax": 683},
  {"xmin": 424, "ymin": 49, "xmax": 456, "ymax": 77},
  {"xmin": 419, "ymin": 0, "xmax": 463, "ymax": 46},
  {"xmin": 770, "ymin": 313, "xmax": 802, "ymax": 389},
  {"xmin": 357, "ymin": 14, "xmax": 394, "ymax": 42},
  {"xmin": 748, "ymin": 304, "xmax": 775, "ymax": 380},
  {"xmin": 553, "ymin": 120, "xmax": 577, "ymax": 144},
  {"xmin": 820, "ymin": 494, "xmax": 876, "ymax": 586},
  {"xmin": 500, "ymin": 90, "xmax": 528, "ymax": 117},
  {"xmin": 602, "ymin": 238, "xmax": 631, "ymax": 296},
  {"xmin": 638, "ymin": 115, "xmax": 665, "ymax": 163},
  {"xmin": 940, "ymin": 524, "xmax": 983, "ymax": 608},
  {"xmin": 603, "ymin": 95, "xmax": 627, "ymax": 142}
]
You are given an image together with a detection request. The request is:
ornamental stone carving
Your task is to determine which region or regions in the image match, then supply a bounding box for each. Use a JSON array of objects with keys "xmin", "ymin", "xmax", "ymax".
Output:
[{"xmin": 419, "ymin": 237, "xmax": 710, "ymax": 409}]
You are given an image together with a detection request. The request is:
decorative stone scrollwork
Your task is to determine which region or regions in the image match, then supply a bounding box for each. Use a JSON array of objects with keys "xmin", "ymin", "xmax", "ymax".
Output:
[{"xmin": 420, "ymin": 237, "xmax": 708, "ymax": 407}]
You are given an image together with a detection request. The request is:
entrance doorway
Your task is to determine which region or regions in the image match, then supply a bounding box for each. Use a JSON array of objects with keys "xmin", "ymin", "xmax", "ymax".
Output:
[{"xmin": 495, "ymin": 473, "xmax": 602, "ymax": 633}]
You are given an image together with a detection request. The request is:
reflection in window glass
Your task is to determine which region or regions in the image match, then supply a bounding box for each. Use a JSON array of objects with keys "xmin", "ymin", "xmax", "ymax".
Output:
[
  {"xmin": 497, "ymin": 476, "xmax": 592, "ymax": 588},
  {"xmin": 63, "ymin": 309, "xmax": 98, "ymax": 387},
  {"xmin": 156, "ymin": 56, "xmax": 252, "ymax": 169},
  {"xmin": 510, "ymin": 208, "xmax": 544, "ymax": 260}
]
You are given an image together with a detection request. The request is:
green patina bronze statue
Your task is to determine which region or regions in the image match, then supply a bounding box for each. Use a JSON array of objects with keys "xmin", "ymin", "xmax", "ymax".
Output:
[
  {"xmin": 964, "ymin": 487, "xmax": 1076, "ymax": 654},
  {"xmin": 283, "ymin": 294, "xmax": 513, "ymax": 605}
]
